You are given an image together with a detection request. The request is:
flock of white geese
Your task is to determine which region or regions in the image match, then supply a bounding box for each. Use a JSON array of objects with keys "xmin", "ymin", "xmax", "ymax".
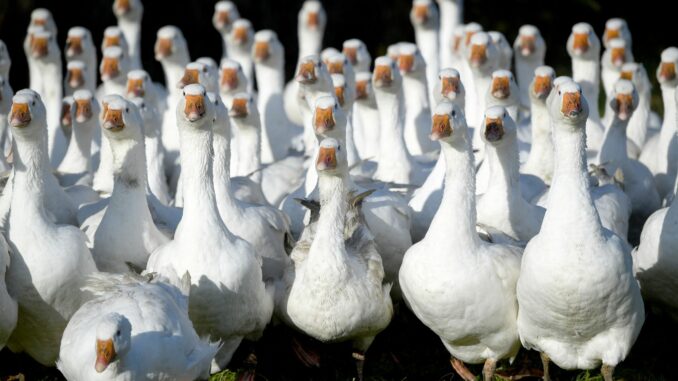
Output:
[{"xmin": 0, "ymin": 0, "xmax": 676, "ymax": 380}]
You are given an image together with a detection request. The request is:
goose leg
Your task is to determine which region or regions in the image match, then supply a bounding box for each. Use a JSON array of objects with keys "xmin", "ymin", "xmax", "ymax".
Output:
[
  {"xmin": 450, "ymin": 357, "xmax": 476, "ymax": 381},
  {"xmin": 540, "ymin": 352, "xmax": 551, "ymax": 381},
  {"xmin": 483, "ymin": 358, "xmax": 497, "ymax": 381},
  {"xmin": 601, "ymin": 364, "xmax": 615, "ymax": 381},
  {"xmin": 352, "ymin": 351, "xmax": 365, "ymax": 381}
]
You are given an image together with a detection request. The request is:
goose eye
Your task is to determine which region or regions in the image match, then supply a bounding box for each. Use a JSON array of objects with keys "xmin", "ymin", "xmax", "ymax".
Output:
[
  {"xmin": 504, "ymin": 112, "xmax": 507, "ymax": 118},
  {"xmin": 140, "ymin": 102, "xmax": 145, "ymax": 108},
  {"xmin": 116, "ymin": 330, "xmax": 121, "ymax": 336},
  {"xmin": 558, "ymin": 90, "xmax": 561, "ymax": 96},
  {"xmin": 451, "ymin": 110, "xmax": 456, "ymax": 117},
  {"xmin": 125, "ymin": 107, "xmax": 129, "ymax": 113},
  {"xmin": 337, "ymin": 145, "xmax": 341, "ymax": 151},
  {"xmin": 202, "ymin": 91, "xmax": 206, "ymax": 96},
  {"xmin": 316, "ymin": 62, "xmax": 321, "ymax": 68},
  {"xmin": 182, "ymin": 91, "xmax": 185, "ymax": 96},
  {"xmin": 579, "ymin": 89, "xmax": 582, "ymax": 94},
  {"xmin": 32, "ymin": 101, "xmax": 36, "ymax": 106}
]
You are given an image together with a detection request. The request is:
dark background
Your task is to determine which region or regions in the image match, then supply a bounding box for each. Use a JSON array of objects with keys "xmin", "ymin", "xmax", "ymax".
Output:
[{"xmin": 0, "ymin": 0, "xmax": 673, "ymax": 104}]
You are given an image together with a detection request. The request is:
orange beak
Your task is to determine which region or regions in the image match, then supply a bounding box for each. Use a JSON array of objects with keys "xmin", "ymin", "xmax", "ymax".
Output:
[
  {"xmin": 184, "ymin": 94, "xmax": 206, "ymax": 122},
  {"xmin": 314, "ymin": 107, "xmax": 335, "ymax": 134},
  {"xmin": 441, "ymin": 76, "xmax": 459, "ymax": 97},
  {"xmin": 232, "ymin": 26, "xmax": 249, "ymax": 44},
  {"xmin": 413, "ymin": 5, "xmax": 428, "ymax": 23},
  {"xmin": 355, "ymin": 80, "xmax": 368, "ymax": 100},
  {"xmin": 519, "ymin": 35, "xmax": 536, "ymax": 56},
  {"xmin": 610, "ymin": 47, "xmax": 626, "ymax": 67},
  {"xmin": 533, "ymin": 75, "xmax": 552, "ymax": 99},
  {"xmin": 491, "ymin": 77, "xmax": 510, "ymax": 99},
  {"xmin": 127, "ymin": 78, "xmax": 145, "ymax": 97},
  {"xmin": 31, "ymin": 37, "xmax": 49, "ymax": 58},
  {"xmin": 561, "ymin": 91, "xmax": 582, "ymax": 117},
  {"xmin": 659, "ymin": 62, "xmax": 676, "ymax": 81},
  {"xmin": 316, "ymin": 146, "xmax": 337, "ymax": 171},
  {"xmin": 484, "ymin": 117, "xmax": 505, "ymax": 142},
  {"xmin": 103, "ymin": 35, "xmax": 121, "ymax": 49},
  {"xmin": 67, "ymin": 68, "xmax": 84, "ymax": 88},
  {"xmin": 398, "ymin": 54, "xmax": 414, "ymax": 73},
  {"xmin": 66, "ymin": 36, "xmax": 83, "ymax": 57},
  {"xmin": 61, "ymin": 102, "xmax": 72, "ymax": 126},
  {"xmin": 604, "ymin": 27, "xmax": 620, "ymax": 43},
  {"xmin": 100, "ymin": 57, "xmax": 120, "ymax": 81},
  {"xmin": 334, "ymin": 86, "xmax": 345, "ymax": 107},
  {"xmin": 296, "ymin": 61, "xmax": 317, "ymax": 84},
  {"xmin": 619, "ymin": 70, "xmax": 633, "ymax": 80},
  {"xmin": 220, "ymin": 68, "xmax": 238, "ymax": 90},
  {"xmin": 10, "ymin": 103, "xmax": 31, "ymax": 128},
  {"xmin": 229, "ymin": 98, "xmax": 248, "ymax": 118},
  {"xmin": 155, "ymin": 38, "xmax": 172, "ymax": 59},
  {"xmin": 178, "ymin": 68, "xmax": 199, "ymax": 89},
  {"xmin": 215, "ymin": 11, "xmax": 230, "ymax": 29},
  {"xmin": 431, "ymin": 114, "xmax": 452, "ymax": 140},
  {"xmin": 114, "ymin": 0, "xmax": 130, "ymax": 14},
  {"xmin": 103, "ymin": 109, "xmax": 124, "ymax": 131},
  {"xmin": 572, "ymin": 33, "xmax": 589, "ymax": 55},
  {"xmin": 469, "ymin": 44, "xmax": 487, "ymax": 67},
  {"xmin": 33, "ymin": 18, "xmax": 47, "ymax": 27},
  {"xmin": 307, "ymin": 12, "xmax": 319, "ymax": 29},
  {"xmin": 343, "ymin": 47, "xmax": 357, "ymax": 65},
  {"xmin": 373, "ymin": 65, "xmax": 393, "ymax": 87},
  {"xmin": 95, "ymin": 339, "xmax": 116, "ymax": 373},
  {"xmin": 452, "ymin": 35, "xmax": 462, "ymax": 53},
  {"xmin": 75, "ymin": 99, "xmax": 93, "ymax": 123},
  {"xmin": 253, "ymin": 41, "xmax": 270, "ymax": 62},
  {"xmin": 327, "ymin": 61, "xmax": 344, "ymax": 75},
  {"xmin": 615, "ymin": 93, "xmax": 634, "ymax": 120}
]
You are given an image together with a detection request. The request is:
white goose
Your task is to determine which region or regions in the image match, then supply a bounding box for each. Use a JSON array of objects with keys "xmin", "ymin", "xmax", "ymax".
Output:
[
  {"xmin": 225, "ymin": 19, "xmax": 254, "ymax": 92},
  {"xmin": 64, "ymin": 60, "xmax": 94, "ymax": 97},
  {"xmin": 621, "ymin": 62, "xmax": 652, "ymax": 157},
  {"xmin": 212, "ymin": 1, "xmax": 240, "ymax": 59},
  {"xmin": 57, "ymin": 90, "xmax": 98, "ymax": 187},
  {"xmin": 58, "ymin": 273, "xmax": 218, "ymax": 381},
  {"xmin": 399, "ymin": 101, "xmax": 522, "ymax": 381},
  {"xmin": 602, "ymin": 18, "xmax": 632, "ymax": 51},
  {"xmin": 218, "ymin": 58, "xmax": 248, "ymax": 105},
  {"xmin": 228, "ymin": 92, "xmax": 265, "ymax": 202},
  {"xmin": 597, "ymin": 79, "xmax": 661, "ymax": 218},
  {"xmin": 601, "ymin": 38, "xmax": 633, "ymax": 126},
  {"xmin": 467, "ymin": 32, "xmax": 499, "ymax": 152},
  {"xmin": 513, "ymin": 25, "xmax": 545, "ymax": 111},
  {"xmin": 489, "ymin": 31, "xmax": 513, "ymax": 72},
  {"xmin": 342, "ymin": 39, "xmax": 371, "ymax": 73},
  {"xmin": 65, "ymin": 27, "xmax": 97, "ymax": 92},
  {"xmin": 330, "ymin": 71, "xmax": 368, "ymax": 177},
  {"xmin": 146, "ymin": 84, "xmax": 273, "ymax": 373},
  {"xmin": 113, "ymin": 0, "xmax": 143, "ymax": 70},
  {"xmin": 0, "ymin": 74, "xmax": 13, "ymax": 172},
  {"xmin": 5, "ymin": 92, "xmax": 97, "ymax": 366},
  {"xmin": 352, "ymin": 71, "xmax": 380, "ymax": 161},
  {"xmin": 0, "ymin": 40, "xmax": 9, "ymax": 78},
  {"xmin": 516, "ymin": 81, "xmax": 644, "ymax": 381},
  {"xmin": 521, "ymin": 66, "xmax": 556, "ymax": 184},
  {"xmin": 477, "ymin": 106, "xmax": 545, "ymax": 242},
  {"xmin": 410, "ymin": 0, "xmax": 439, "ymax": 104},
  {"xmin": 25, "ymin": 9, "xmax": 57, "ymax": 93},
  {"xmin": 437, "ymin": 0, "xmax": 464, "ymax": 70},
  {"xmin": 0, "ymin": 234, "xmax": 17, "ymax": 350},
  {"xmin": 82, "ymin": 98, "xmax": 169, "ymax": 273},
  {"xmin": 277, "ymin": 137, "xmax": 393, "ymax": 380}
]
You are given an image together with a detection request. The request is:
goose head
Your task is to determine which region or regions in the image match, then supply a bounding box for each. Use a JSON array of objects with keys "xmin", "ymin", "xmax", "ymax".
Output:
[
  {"xmin": 602, "ymin": 38, "xmax": 629, "ymax": 70},
  {"xmin": 213, "ymin": 1, "xmax": 240, "ymax": 34},
  {"xmin": 129, "ymin": 96, "xmax": 159, "ymax": 137},
  {"xmin": 488, "ymin": 70, "xmax": 518, "ymax": 101},
  {"xmin": 387, "ymin": 43, "xmax": 401, "ymax": 62},
  {"xmin": 434, "ymin": 68, "xmax": 465, "ymax": 105},
  {"xmin": 619, "ymin": 62, "xmax": 650, "ymax": 93},
  {"xmin": 550, "ymin": 80, "xmax": 589, "ymax": 126},
  {"xmin": 603, "ymin": 18, "xmax": 632, "ymax": 50},
  {"xmin": 567, "ymin": 22, "xmax": 600, "ymax": 60},
  {"xmin": 450, "ymin": 25, "xmax": 464, "ymax": 57},
  {"xmin": 312, "ymin": 95, "xmax": 346, "ymax": 138},
  {"xmin": 60, "ymin": 96, "xmax": 74, "ymax": 130},
  {"xmin": 546, "ymin": 76, "xmax": 574, "ymax": 109},
  {"xmin": 100, "ymin": 46, "xmax": 129, "ymax": 82},
  {"xmin": 65, "ymin": 61, "xmax": 87, "ymax": 92},
  {"xmin": 73, "ymin": 90, "xmax": 99, "ymax": 124},
  {"xmin": 177, "ymin": 62, "xmax": 209, "ymax": 90},
  {"xmin": 410, "ymin": 0, "xmax": 439, "ymax": 29},
  {"xmin": 609, "ymin": 79, "xmax": 638, "ymax": 121},
  {"xmin": 316, "ymin": 137, "xmax": 347, "ymax": 176},
  {"xmin": 397, "ymin": 43, "xmax": 426, "ymax": 76},
  {"xmin": 155, "ymin": 26, "xmax": 189, "ymax": 63},
  {"xmin": 488, "ymin": 31, "xmax": 512, "ymax": 68},
  {"xmin": 0, "ymin": 40, "xmax": 10, "ymax": 76},
  {"xmin": 372, "ymin": 56, "xmax": 402, "ymax": 93},
  {"xmin": 324, "ymin": 51, "xmax": 354, "ymax": 80},
  {"xmin": 29, "ymin": 8, "xmax": 57, "ymax": 36},
  {"xmin": 177, "ymin": 84, "xmax": 214, "ymax": 129},
  {"xmin": 228, "ymin": 19, "xmax": 253, "ymax": 49},
  {"xmin": 467, "ymin": 32, "xmax": 498, "ymax": 72},
  {"xmin": 513, "ymin": 25, "xmax": 545, "ymax": 60},
  {"xmin": 657, "ymin": 47, "xmax": 678, "ymax": 87},
  {"xmin": 28, "ymin": 30, "xmax": 58, "ymax": 61},
  {"xmin": 8, "ymin": 92, "xmax": 47, "ymax": 140},
  {"xmin": 101, "ymin": 97, "xmax": 142, "ymax": 141},
  {"xmin": 252, "ymin": 30, "xmax": 283, "ymax": 66},
  {"xmin": 219, "ymin": 58, "xmax": 247, "ymax": 93},
  {"xmin": 196, "ymin": 57, "xmax": 220, "ymax": 92},
  {"xmin": 529, "ymin": 65, "xmax": 555, "ymax": 102},
  {"xmin": 430, "ymin": 100, "xmax": 467, "ymax": 142},
  {"xmin": 126, "ymin": 69, "xmax": 152, "ymax": 97},
  {"xmin": 65, "ymin": 27, "xmax": 94, "ymax": 60},
  {"xmin": 113, "ymin": 0, "xmax": 143, "ymax": 21},
  {"xmin": 462, "ymin": 22, "xmax": 483, "ymax": 52},
  {"xmin": 342, "ymin": 39, "xmax": 371, "ymax": 73},
  {"xmin": 481, "ymin": 106, "xmax": 515, "ymax": 146},
  {"xmin": 228, "ymin": 92, "xmax": 259, "ymax": 121},
  {"xmin": 299, "ymin": 1, "xmax": 327, "ymax": 34},
  {"xmin": 102, "ymin": 26, "xmax": 129, "ymax": 53},
  {"xmin": 94, "ymin": 313, "xmax": 132, "ymax": 373},
  {"xmin": 331, "ymin": 73, "xmax": 354, "ymax": 112},
  {"xmin": 295, "ymin": 55, "xmax": 331, "ymax": 88},
  {"xmin": 354, "ymin": 72, "xmax": 374, "ymax": 102}
]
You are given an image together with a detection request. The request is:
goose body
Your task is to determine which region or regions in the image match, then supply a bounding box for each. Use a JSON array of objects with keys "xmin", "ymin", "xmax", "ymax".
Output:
[
  {"xmin": 113, "ymin": 0, "xmax": 143, "ymax": 69},
  {"xmin": 57, "ymin": 90, "xmax": 98, "ymax": 187},
  {"xmin": 513, "ymin": 25, "xmax": 546, "ymax": 110},
  {"xmin": 0, "ymin": 234, "xmax": 17, "ymax": 350}
]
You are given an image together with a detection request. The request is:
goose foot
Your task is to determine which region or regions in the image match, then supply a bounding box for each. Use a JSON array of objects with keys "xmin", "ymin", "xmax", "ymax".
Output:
[
  {"xmin": 601, "ymin": 364, "xmax": 615, "ymax": 381},
  {"xmin": 352, "ymin": 351, "xmax": 366, "ymax": 381},
  {"xmin": 291, "ymin": 336, "xmax": 321, "ymax": 368},
  {"xmin": 483, "ymin": 358, "xmax": 497, "ymax": 381},
  {"xmin": 450, "ymin": 357, "xmax": 476, "ymax": 381},
  {"xmin": 540, "ymin": 352, "xmax": 551, "ymax": 381}
]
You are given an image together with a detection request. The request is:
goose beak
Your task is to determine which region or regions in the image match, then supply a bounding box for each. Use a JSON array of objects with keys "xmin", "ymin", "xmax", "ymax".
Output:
[
  {"xmin": 66, "ymin": 36, "xmax": 83, "ymax": 57},
  {"xmin": 398, "ymin": 54, "xmax": 415, "ymax": 73},
  {"xmin": 232, "ymin": 26, "xmax": 249, "ymax": 45},
  {"xmin": 31, "ymin": 37, "xmax": 49, "ymax": 58},
  {"xmin": 343, "ymin": 47, "xmax": 357, "ymax": 65},
  {"xmin": 373, "ymin": 65, "xmax": 393, "ymax": 88},
  {"xmin": 611, "ymin": 47, "xmax": 626, "ymax": 67},
  {"xmin": 184, "ymin": 94, "xmax": 206, "ymax": 122},
  {"xmin": 519, "ymin": 35, "xmax": 536, "ymax": 56},
  {"xmin": 114, "ymin": 0, "xmax": 131, "ymax": 15},
  {"xmin": 313, "ymin": 107, "xmax": 335, "ymax": 134},
  {"xmin": 316, "ymin": 146, "xmax": 337, "ymax": 171},
  {"xmin": 616, "ymin": 93, "xmax": 633, "ymax": 121},
  {"xmin": 10, "ymin": 103, "xmax": 31, "ymax": 128},
  {"xmin": 155, "ymin": 38, "xmax": 173, "ymax": 60},
  {"xmin": 103, "ymin": 35, "xmax": 121, "ymax": 48},
  {"xmin": 177, "ymin": 68, "xmax": 199, "ymax": 89},
  {"xmin": 220, "ymin": 68, "xmax": 238, "ymax": 90},
  {"xmin": 253, "ymin": 41, "xmax": 270, "ymax": 62},
  {"xmin": 659, "ymin": 62, "xmax": 676, "ymax": 82},
  {"xmin": 61, "ymin": 102, "xmax": 72, "ymax": 126},
  {"xmin": 484, "ymin": 116, "xmax": 505, "ymax": 142},
  {"xmin": 572, "ymin": 33, "xmax": 589, "ymax": 55},
  {"xmin": 229, "ymin": 98, "xmax": 248, "ymax": 118},
  {"xmin": 491, "ymin": 77, "xmax": 510, "ymax": 99},
  {"xmin": 33, "ymin": 18, "xmax": 47, "ymax": 27},
  {"xmin": 215, "ymin": 10, "xmax": 231, "ymax": 30},
  {"xmin": 355, "ymin": 80, "xmax": 368, "ymax": 100},
  {"xmin": 561, "ymin": 91, "xmax": 583, "ymax": 117},
  {"xmin": 441, "ymin": 76, "xmax": 459, "ymax": 98},
  {"xmin": 127, "ymin": 78, "xmax": 145, "ymax": 97},
  {"xmin": 469, "ymin": 44, "xmax": 487, "ymax": 67},
  {"xmin": 334, "ymin": 86, "xmax": 345, "ymax": 107},
  {"xmin": 412, "ymin": 5, "xmax": 428, "ymax": 24},
  {"xmin": 620, "ymin": 70, "xmax": 633, "ymax": 80},
  {"xmin": 75, "ymin": 99, "xmax": 93, "ymax": 123},
  {"xmin": 307, "ymin": 12, "xmax": 319, "ymax": 29},
  {"xmin": 327, "ymin": 61, "xmax": 344, "ymax": 75},
  {"xmin": 452, "ymin": 35, "xmax": 462, "ymax": 53},
  {"xmin": 95, "ymin": 339, "xmax": 116, "ymax": 373},
  {"xmin": 296, "ymin": 61, "xmax": 317, "ymax": 84},
  {"xmin": 103, "ymin": 109, "xmax": 124, "ymax": 131},
  {"xmin": 431, "ymin": 114, "xmax": 452, "ymax": 140},
  {"xmin": 604, "ymin": 27, "xmax": 620, "ymax": 43},
  {"xmin": 533, "ymin": 75, "xmax": 552, "ymax": 99},
  {"xmin": 67, "ymin": 68, "xmax": 84, "ymax": 88},
  {"xmin": 100, "ymin": 57, "xmax": 120, "ymax": 81}
]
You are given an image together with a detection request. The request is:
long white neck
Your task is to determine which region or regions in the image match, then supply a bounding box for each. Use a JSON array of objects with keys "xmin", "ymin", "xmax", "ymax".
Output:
[
  {"xmin": 212, "ymin": 117, "xmax": 243, "ymax": 219},
  {"xmin": 109, "ymin": 136, "xmax": 148, "ymax": 208},
  {"xmin": 402, "ymin": 71, "xmax": 432, "ymax": 155},
  {"xmin": 541, "ymin": 121, "xmax": 604, "ymax": 237},
  {"xmin": 231, "ymin": 119, "xmax": 261, "ymax": 183},
  {"xmin": 219, "ymin": 32, "xmax": 229, "ymax": 59},
  {"xmin": 415, "ymin": 28, "xmax": 440, "ymax": 100},
  {"xmin": 438, "ymin": 0, "xmax": 463, "ymax": 69},
  {"xmin": 143, "ymin": 114, "xmax": 170, "ymax": 204},
  {"xmin": 254, "ymin": 62, "xmax": 288, "ymax": 163},
  {"xmin": 598, "ymin": 115, "xmax": 629, "ymax": 173},
  {"xmin": 522, "ymin": 99, "xmax": 554, "ymax": 183},
  {"xmin": 627, "ymin": 86, "xmax": 650, "ymax": 149},
  {"xmin": 103, "ymin": 77, "xmax": 128, "ymax": 96},
  {"xmin": 469, "ymin": 69, "xmax": 492, "ymax": 131},
  {"xmin": 515, "ymin": 57, "xmax": 543, "ymax": 108},
  {"xmin": 572, "ymin": 57, "xmax": 601, "ymax": 121},
  {"xmin": 227, "ymin": 45, "xmax": 254, "ymax": 93},
  {"xmin": 298, "ymin": 29, "xmax": 323, "ymax": 62},
  {"xmin": 161, "ymin": 55, "xmax": 190, "ymax": 100},
  {"xmin": 656, "ymin": 85, "xmax": 677, "ymax": 174},
  {"xmin": 58, "ymin": 118, "xmax": 95, "ymax": 174},
  {"xmin": 118, "ymin": 19, "xmax": 142, "ymax": 69},
  {"xmin": 426, "ymin": 134, "xmax": 480, "ymax": 249},
  {"xmin": 309, "ymin": 173, "xmax": 348, "ymax": 266},
  {"xmin": 354, "ymin": 99, "xmax": 380, "ymax": 159},
  {"xmin": 484, "ymin": 134, "xmax": 521, "ymax": 207},
  {"xmin": 374, "ymin": 89, "xmax": 415, "ymax": 183}
]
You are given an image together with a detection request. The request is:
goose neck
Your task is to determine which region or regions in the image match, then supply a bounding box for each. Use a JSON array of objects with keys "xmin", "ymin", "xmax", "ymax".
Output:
[
  {"xmin": 402, "ymin": 74, "xmax": 430, "ymax": 109},
  {"xmin": 660, "ymin": 85, "xmax": 676, "ymax": 135},
  {"xmin": 161, "ymin": 56, "xmax": 190, "ymax": 98},
  {"xmin": 524, "ymin": 100, "xmax": 554, "ymax": 182},
  {"xmin": 572, "ymin": 58, "xmax": 601, "ymax": 120},
  {"xmin": 232, "ymin": 120, "xmax": 261, "ymax": 182},
  {"xmin": 110, "ymin": 137, "xmax": 148, "ymax": 204},
  {"xmin": 10, "ymin": 128, "xmax": 52, "ymax": 212},
  {"xmin": 374, "ymin": 88, "xmax": 413, "ymax": 171},
  {"xmin": 61, "ymin": 119, "xmax": 95, "ymax": 172},
  {"xmin": 212, "ymin": 122, "xmax": 240, "ymax": 212},
  {"xmin": 598, "ymin": 116, "xmax": 629, "ymax": 168},
  {"xmin": 484, "ymin": 136, "xmax": 520, "ymax": 203},
  {"xmin": 254, "ymin": 63, "xmax": 284, "ymax": 97},
  {"xmin": 310, "ymin": 173, "xmax": 348, "ymax": 259},
  {"xmin": 298, "ymin": 30, "xmax": 322, "ymax": 61}
]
